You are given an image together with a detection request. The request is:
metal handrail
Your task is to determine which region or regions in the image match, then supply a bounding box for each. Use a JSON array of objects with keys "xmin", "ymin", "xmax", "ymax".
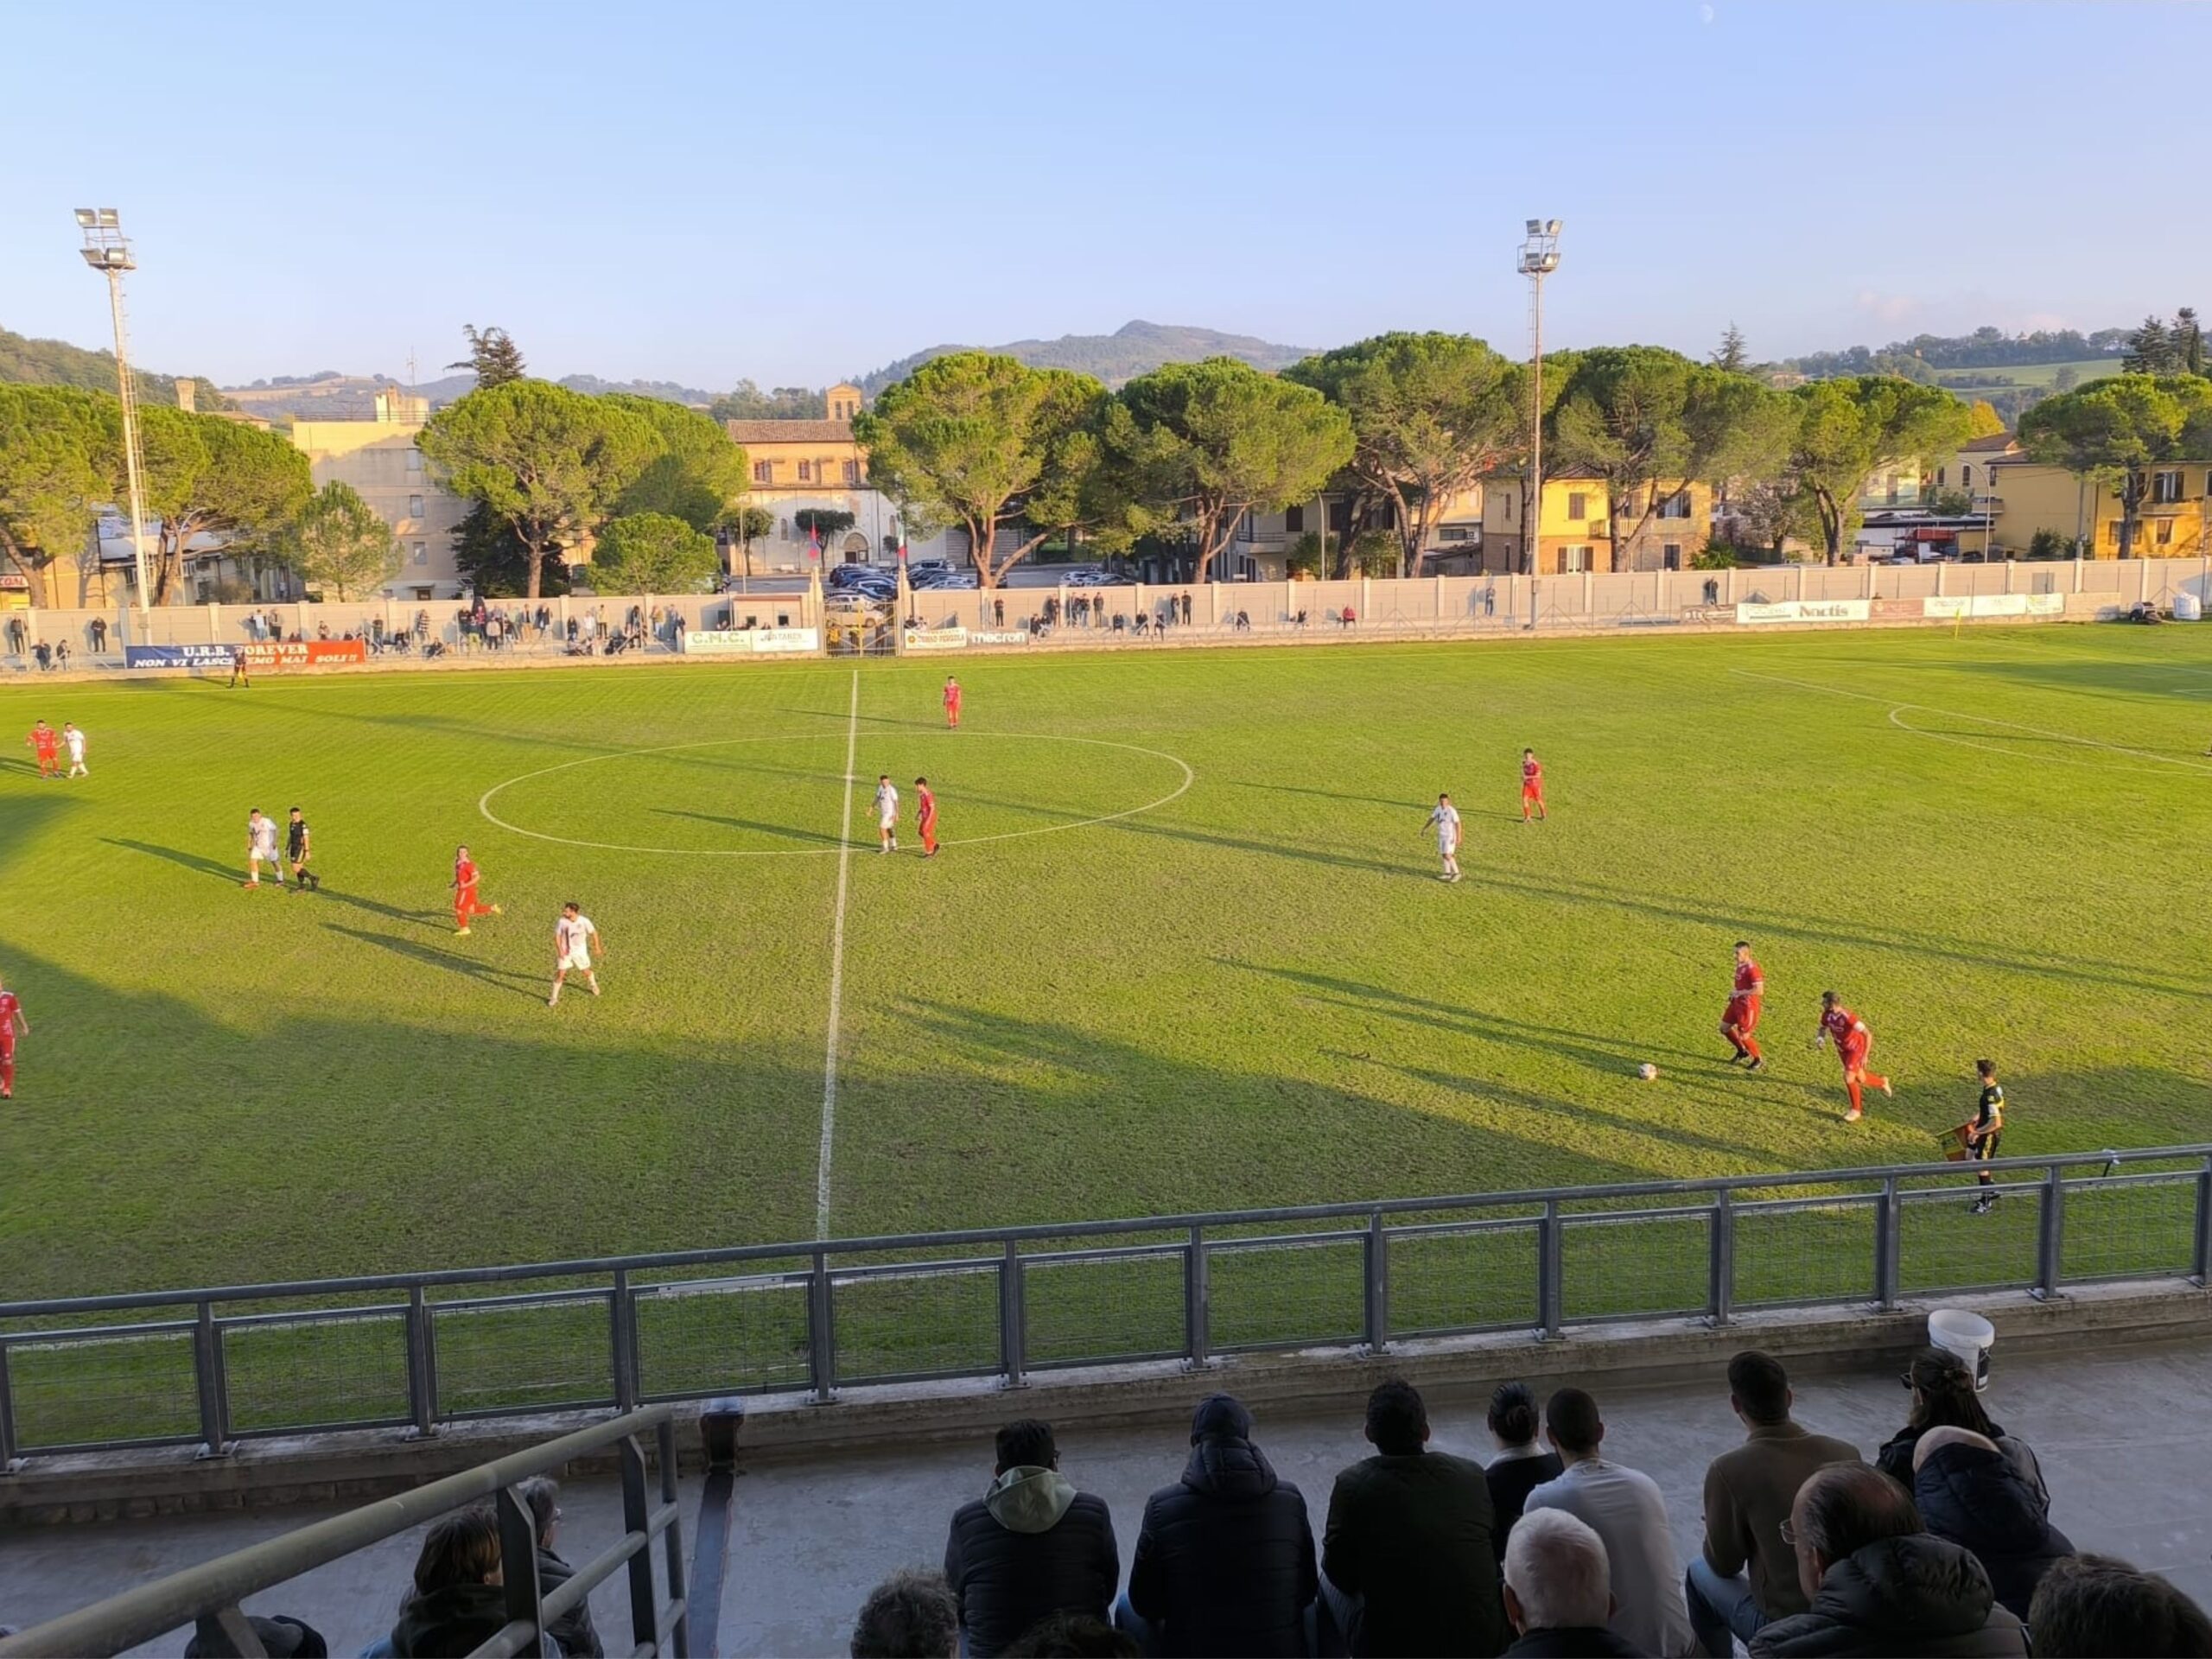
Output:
[{"xmin": 0, "ymin": 1405, "xmax": 686, "ymax": 1659}]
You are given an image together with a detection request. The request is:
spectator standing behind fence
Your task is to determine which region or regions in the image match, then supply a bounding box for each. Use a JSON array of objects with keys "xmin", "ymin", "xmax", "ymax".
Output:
[
  {"xmin": 942, "ymin": 1420, "xmax": 1119, "ymax": 1659},
  {"xmin": 1319, "ymin": 1379, "xmax": 1508, "ymax": 1656},
  {"xmin": 852, "ymin": 1570, "xmax": 961, "ymax": 1658},
  {"xmin": 1122, "ymin": 1394, "xmax": 1317, "ymax": 1656},
  {"xmin": 1875, "ymin": 1349, "xmax": 2046, "ymax": 1503},
  {"xmin": 1686, "ymin": 1351, "xmax": 1864, "ymax": 1657},
  {"xmin": 363, "ymin": 1506, "xmax": 515, "ymax": 1658},
  {"xmin": 2026, "ymin": 1553, "xmax": 2212, "ymax": 1658},
  {"xmin": 1910, "ymin": 1428, "xmax": 2074, "ymax": 1622},
  {"xmin": 1499, "ymin": 1509, "xmax": 1640, "ymax": 1658},
  {"xmin": 1750, "ymin": 1465, "xmax": 2027, "ymax": 1656},
  {"xmin": 1522, "ymin": 1389, "xmax": 1696, "ymax": 1657},
  {"xmin": 518, "ymin": 1476, "xmax": 603, "ymax": 1656},
  {"xmin": 1485, "ymin": 1382, "xmax": 1565, "ymax": 1565}
]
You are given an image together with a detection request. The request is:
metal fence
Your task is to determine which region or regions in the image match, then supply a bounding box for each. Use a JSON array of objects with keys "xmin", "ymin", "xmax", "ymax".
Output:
[
  {"xmin": 1, "ymin": 1148, "xmax": 2206, "ymax": 1467},
  {"xmin": 0, "ymin": 1405, "xmax": 688, "ymax": 1658}
]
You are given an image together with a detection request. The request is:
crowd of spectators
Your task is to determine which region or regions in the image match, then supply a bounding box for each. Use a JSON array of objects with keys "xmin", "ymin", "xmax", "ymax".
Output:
[{"xmin": 847, "ymin": 1351, "xmax": 2212, "ymax": 1659}]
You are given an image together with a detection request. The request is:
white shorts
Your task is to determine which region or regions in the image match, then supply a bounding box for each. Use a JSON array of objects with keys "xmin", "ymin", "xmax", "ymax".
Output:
[
  {"xmin": 558, "ymin": 950, "xmax": 593, "ymax": 973},
  {"xmin": 879, "ymin": 815, "xmax": 897, "ymax": 831},
  {"xmin": 1439, "ymin": 836, "xmax": 1459, "ymax": 856},
  {"xmin": 251, "ymin": 845, "xmax": 278, "ymax": 863}
]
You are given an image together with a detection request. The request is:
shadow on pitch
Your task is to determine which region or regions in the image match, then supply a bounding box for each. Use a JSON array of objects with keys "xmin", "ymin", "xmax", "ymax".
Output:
[
  {"xmin": 315, "ymin": 888, "xmax": 451, "ymax": 931},
  {"xmin": 103, "ymin": 837, "xmax": 240, "ymax": 885},
  {"xmin": 652, "ymin": 809, "xmax": 847, "ymax": 848},
  {"xmin": 323, "ymin": 924, "xmax": 545, "ymax": 1000}
]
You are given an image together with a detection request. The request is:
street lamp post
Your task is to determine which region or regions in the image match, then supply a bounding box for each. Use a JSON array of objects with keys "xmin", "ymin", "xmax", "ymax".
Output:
[
  {"xmin": 1516, "ymin": 219, "xmax": 1562, "ymax": 577},
  {"xmin": 75, "ymin": 208, "xmax": 156, "ymax": 629}
]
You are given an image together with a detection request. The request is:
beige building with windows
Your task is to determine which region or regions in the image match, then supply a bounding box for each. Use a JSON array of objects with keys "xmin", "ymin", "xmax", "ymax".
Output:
[
  {"xmin": 1481, "ymin": 471, "xmax": 1713, "ymax": 574},
  {"xmin": 290, "ymin": 391, "xmax": 468, "ymax": 600},
  {"xmin": 724, "ymin": 382, "xmax": 953, "ymax": 572}
]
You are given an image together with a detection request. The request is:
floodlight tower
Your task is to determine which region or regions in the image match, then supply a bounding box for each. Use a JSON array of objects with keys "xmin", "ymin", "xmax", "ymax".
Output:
[
  {"xmin": 76, "ymin": 208, "xmax": 156, "ymax": 624},
  {"xmin": 1516, "ymin": 219, "xmax": 1562, "ymax": 575}
]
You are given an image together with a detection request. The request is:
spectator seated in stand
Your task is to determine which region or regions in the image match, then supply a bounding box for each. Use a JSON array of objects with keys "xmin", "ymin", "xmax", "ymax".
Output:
[
  {"xmin": 2026, "ymin": 1553, "xmax": 2212, "ymax": 1658},
  {"xmin": 1293, "ymin": 610, "xmax": 1308, "ymax": 627},
  {"xmin": 1876, "ymin": 1350, "xmax": 2045, "ymax": 1505},
  {"xmin": 851, "ymin": 1569, "xmax": 960, "ymax": 1659},
  {"xmin": 1685, "ymin": 1351, "xmax": 1864, "ymax": 1657},
  {"xmin": 1234, "ymin": 610, "xmax": 1251, "ymax": 631},
  {"xmin": 1003, "ymin": 1611, "xmax": 1141, "ymax": 1657},
  {"xmin": 1911, "ymin": 1427, "xmax": 2074, "ymax": 1621},
  {"xmin": 184, "ymin": 1613, "xmax": 328, "ymax": 1657},
  {"xmin": 1339, "ymin": 607, "xmax": 1357, "ymax": 626},
  {"xmin": 1486, "ymin": 1381, "xmax": 1565, "ymax": 1566},
  {"xmin": 1749, "ymin": 1465, "xmax": 2027, "ymax": 1656},
  {"xmin": 1122, "ymin": 1393, "xmax": 1316, "ymax": 1656},
  {"xmin": 1500, "ymin": 1508, "xmax": 1639, "ymax": 1658},
  {"xmin": 943, "ymin": 1419, "xmax": 1120, "ymax": 1659},
  {"xmin": 364, "ymin": 1505, "xmax": 535, "ymax": 1658},
  {"xmin": 517, "ymin": 1476, "xmax": 603, "ymax": 1657},
  {"xmin": 1319, "ymin": 1378, "xmax": 1507, "ymax": 1656}
]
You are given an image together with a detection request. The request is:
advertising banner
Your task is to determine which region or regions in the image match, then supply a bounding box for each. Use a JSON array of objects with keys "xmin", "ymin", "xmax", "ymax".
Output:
[
  {"xmin": 900, "ymin": 628, "xmax": 969, "ymax": 651},
  {"xmin": 968, "ymin": 630, "xmax": 1033, "ymax": 646},
  {"xmin": 1734, "ymin": 599, "xmax": 1872, "ymax": 626},
  {"xmin": 683, "ymin": 627, "xmax": 821, "ymax": 656},
  {"xmin": 1923, "ymin": 594, "xmax": 2063, "ymax": 620}
]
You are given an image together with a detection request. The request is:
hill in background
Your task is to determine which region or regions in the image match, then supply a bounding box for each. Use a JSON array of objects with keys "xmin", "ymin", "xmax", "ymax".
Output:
[
  {"xmin": 0, "ymin": 325, "xmax": 229, "ymax": 410},
  {"xmin": 857, "ymin": 319, "xmax": 1313, "ymax": 392}
]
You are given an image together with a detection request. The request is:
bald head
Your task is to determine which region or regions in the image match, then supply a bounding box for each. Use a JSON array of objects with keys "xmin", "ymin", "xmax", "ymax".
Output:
[
  {"xmin": 1792, "ymin": 1465, "xmax": 1922, "ymax": 1603},
  {"xmin": 1503, "ymin": 1508, "xmax": 1612, "ymax": 1634}
]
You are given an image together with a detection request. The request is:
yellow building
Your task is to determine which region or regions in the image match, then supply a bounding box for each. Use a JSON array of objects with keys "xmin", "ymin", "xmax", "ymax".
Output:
[
  {"xmin": 723, "ymin": 381, "xmax": 950, "ymax": 571},
  {"xmin": 1986, "ymin": 454, "xmax": 2212, "ymax": 560},
  {"xmin": 1481, "ymin": 470, "xmax": 1713, "ymax": 574},
  {"xmin": 292, "ymin": 392, "xmax": 469, "ymax": 600}
]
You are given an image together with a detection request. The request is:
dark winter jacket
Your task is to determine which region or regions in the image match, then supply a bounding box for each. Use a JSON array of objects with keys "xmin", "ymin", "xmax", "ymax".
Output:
[
  {"xmin": 1911, "ymin": 1441, "xmax": 2075, "ymax": 1620},
  {"xmin": 388, "ymin": 1584, "xmax": 513, "ymax": 1658},
  {"xmin": 1748, "ymin": 1534, "xmax": 2030, "ymax": 1657},
  {"xmin": 1322, "ymin": 1450, "xmax": 1509, "ymax": 1656},
  {"xmin": 535, "ymin": 1544, "xmax": 604, "ymax": 1658},
  {"xmin": 944, "ymin": 1465, "xmax": 1120, "ymax": 1659},
  {"xmin": 1874, "ymin": 1424, "xmax": 2045, "ymax": 1509},
  {"xmin": 1128, "ymin": 1430, "xmax": 1318, "ymax": 1656},
  {"xmin": 1485, "ymin": 1447, "xmax": 1567, "ymax": 1564},
  {"xmin": 1502, "ymin": 1629, "xmax": 1643, "ymax": 1658}
]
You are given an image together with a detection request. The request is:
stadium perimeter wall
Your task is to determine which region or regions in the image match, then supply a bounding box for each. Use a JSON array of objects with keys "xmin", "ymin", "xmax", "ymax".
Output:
[{"xmin": 1, "ymin": 556, "xmax": 2206, "ymax": 677}]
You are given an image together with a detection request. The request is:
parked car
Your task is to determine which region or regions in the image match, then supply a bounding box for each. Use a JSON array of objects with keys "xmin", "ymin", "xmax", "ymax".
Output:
[{"xmin": 825, "ymin": 563, "xmax": 883, "ymax": 590}]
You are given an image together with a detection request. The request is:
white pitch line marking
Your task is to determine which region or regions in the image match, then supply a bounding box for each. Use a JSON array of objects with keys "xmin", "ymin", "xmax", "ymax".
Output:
[
  {"xmin": 1731, "ymin": 667, "xmax": 2212, "ymax": 774},
  {"xmin": 817, "ymin": 670, "xmax": 861, "ymax": 1240}
]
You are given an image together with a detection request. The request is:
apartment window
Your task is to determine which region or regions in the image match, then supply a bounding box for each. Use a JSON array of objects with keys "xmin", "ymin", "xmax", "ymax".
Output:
[
  {"xmin": 842, "ymin": 460, "xmax": 861, "ymax": 486},
  {"xmin": 1662, "ymin": 543, "xmax": 1682, "ymax": 570},
  {"xmin": 1439, "ymin": 525, "xmax": 1475, "ymax": 543},
  {"xmin": 1658, "ymin": 490, "xmax": 1691, "ymax": 519},
  {"xmin": 1567, "ymin": 492, "xmax": 1588, "ymax": 520},
  {"xmin": 2152, "ymin": 469, "xmax": 2184, "ymax": 504},
  {"xmin": 408, "ymin": 494, "xmax": 424, "ymax": 518},
  {"xmin": 1284, "ymin": 505, "xmax": 1305, "ymax": 533},
  {"xmin": 404, "ymin": 449, "xmax": 424, "ymax": 477},
  {"xmin": 1561, "ymin": 545, "xmax": 1591, "ymax": 573},
  {"xmin": 1936, "ymin": 467, "xmax": 1947, "ymax": 486},
  {"xmin": 797, "ymin": 461, "xmax": 813, "ymax": 482},
  {"xmin": 411, "ymin": 542, "xmax": 428, "ymax": 566},
  {"xmin": 2158, "ymin": 519, "xmax": 2175, "ymax": 545},
  {"xmin": 1961, "ymin": 465, "xmax": 1973, "ymax": 489},
  {"xmin": 753, "ymin": 460, "xmax": 772, "ymax": 484}
]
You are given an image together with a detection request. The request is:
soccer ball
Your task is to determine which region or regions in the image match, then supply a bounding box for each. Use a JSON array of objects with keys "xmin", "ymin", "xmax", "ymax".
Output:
[{"xmin": 1637, "ymin": 1063, "xmax": 1659, "ymax": 1080}]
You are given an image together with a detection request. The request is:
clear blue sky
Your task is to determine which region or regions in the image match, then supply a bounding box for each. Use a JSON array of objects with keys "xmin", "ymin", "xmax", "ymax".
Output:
[{"xmin": 2, "ymin": 0, "xmax": 2202, "ymax": 391}]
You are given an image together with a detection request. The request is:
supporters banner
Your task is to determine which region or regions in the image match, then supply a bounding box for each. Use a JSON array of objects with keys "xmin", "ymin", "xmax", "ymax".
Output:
[
  {"xmin": 1735, "ymin": 599, "xmax": 1872, "ymax": 626},
  {"xmin": 240, "ymin": 640, "xmax": 368, "ymax": 669},
  {"xmin": 683, "ymin": 627, "xmax": 821, "ymax": 656},
  {"xmin": 901, "ymin": 627, "xmax": 969, "ymax": 650},
  {"xmin": 126, "ymin": 643, "xmax": 236, "ymax": 669}
]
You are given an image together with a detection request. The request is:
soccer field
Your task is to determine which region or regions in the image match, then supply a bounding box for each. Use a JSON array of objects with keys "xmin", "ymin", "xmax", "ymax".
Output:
[{"xmin": 3, "ymin": 623, "xmax": 2210, "ymax": 1305}]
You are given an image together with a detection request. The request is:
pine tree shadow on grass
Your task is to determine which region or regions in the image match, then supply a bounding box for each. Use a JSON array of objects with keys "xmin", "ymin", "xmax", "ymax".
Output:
[
  {"xmin": 322, "ymin": 924, "xmax": 546, "ymax": 1000},
  {"xmin": 101, "ymin": 836, "xmax": 239, "ymax": 885}
]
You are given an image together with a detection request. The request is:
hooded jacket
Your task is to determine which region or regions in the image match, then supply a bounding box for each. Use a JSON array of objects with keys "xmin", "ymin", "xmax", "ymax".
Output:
[
  {"xmin": 388, "ymin": 1585, "xmax": 513, "ymax": 1658},
  {"xmin": 1748, "ymin": 1534, "xmax": 2030, "ymax": 1657},
  {"xmin": 943, "ymin": 1465, "xmax": 1119, "ymax": 1659},
  {"xmin": 1911, "ymin": 1441, "xmax": 2075, "ymax": 1620},
  {"xmin": 1128, "ymin": 1399, "xmax": 1318, "ymax": 1656}
]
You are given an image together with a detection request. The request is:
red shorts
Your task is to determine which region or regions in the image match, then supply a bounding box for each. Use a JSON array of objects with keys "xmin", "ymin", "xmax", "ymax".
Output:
[
  {"xmin": 1839, "ymin": 1036, "xmax": 1870, "ymax": 1071},
  {"xmin": 1724, "ymin": 995, "xmax": 1760, "ymax": 1033}
]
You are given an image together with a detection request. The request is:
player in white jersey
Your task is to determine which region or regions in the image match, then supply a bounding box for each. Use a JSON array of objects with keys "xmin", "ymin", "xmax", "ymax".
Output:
[
  {"xmin": 874, "ymin": 774, "xmax": 899, "ymax": 854},
  {"xmin": 548, "ymin": 902, "xmax": 603, "ymax": 1006},
  {"xmin": 244, "ymin": 808, "xmax": 284, "ymax": 888},
  {"xmin": 1422, "ymin": 792, "xmax": 1463, "ymax": 882},
  {"xmin": 62, "ymin": 722, "xmax": 87, "ymax": 779}
]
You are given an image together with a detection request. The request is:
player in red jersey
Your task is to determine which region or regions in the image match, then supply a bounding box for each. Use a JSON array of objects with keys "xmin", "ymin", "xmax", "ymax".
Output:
[
  {"xmin": 944, "ymin": 676, "xmax": 963, "ymax": 728},
  {"xmin": 451, "ymin": 844, "xmax": 504, "ymax": 936},
  {"xmin": 0, "ymin": 975, "xmax": 27, "ymax": 1099},
  {"xmin": 25, "ymin": 720, "xmax": 60, "ymax": 779},
  {"xmin": 1722, "ymin": 940, "xmax": 1765, "ymax": 1071},
  {"xmin": 1519, "ymin": 748, "xmax": 1547, "ymax": 822},
  {"xmin": 1812, "ymin": 989, "xmax": 1891, "ymax": 1122},
  {"xmin": 916, "ymin": 775, "xmax": 939, "ymax": 857}
]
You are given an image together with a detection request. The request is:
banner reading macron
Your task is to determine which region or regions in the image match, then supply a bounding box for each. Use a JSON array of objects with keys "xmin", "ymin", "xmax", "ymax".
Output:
[{"xmin": 683, "ymin": 627, "xmax": 821, "ymax": 656}]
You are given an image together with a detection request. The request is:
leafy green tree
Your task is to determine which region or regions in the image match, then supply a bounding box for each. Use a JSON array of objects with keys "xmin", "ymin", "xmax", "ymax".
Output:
[
  {"xmin": 2019, "ymin": 373, "xmax": 2212, "ymax": 559},
  {"xmin": 1784, "ymin": 377, "xmax": 1972, "ymax": 563},
  {"xmin": 854, "ymin": 353, "xmax": 1112, "ymax": 588},
  {"xmin": 730, "ymin": 503, "xmax": 775, "ymax": 577},
  {"xmin": 590, "ymin": 512, "xmax": 720, "ymax": 593},
  {"xmin": 1102, "ymin": 357, "xmax": 1354, "ymax": 582},
  {"xmin": 276, "ymin": 480, "xmax": 400, "ymax": 600},
  {"xmin": 1548, "ymin": 347, "xmax": 1792, "ymax": 569},
  {"xmin": 1285, "ymin": 530, "xmax": 1330, "ymax": 579},
  {"xmin": 450, "ymin": 502, "xmax": 569, "ymax": 598},
  {"xmin": 1713, "ymin": 323, "xmax": 1750, "ymax": 373},
  {"xmin": 1965, "ymin": 400, "xmax": 2007, "ymax": 438},
  {"xmin": 1285, "ymin": 333, "xmax": 1522, "ymax": 576},
  {"xmin": 2051, "ymin": 366, "xmax": 2080, "ymax": 391},
  {"xmin": 0, "ymin": 385, "xmax": 118, "ymax": 605},
  {"xmin": 792, "ymin": 507, "xmax": 857, "ymax": 547},
  {"xmin": 2122, "ymin": 316, "xmax": 2176, "ymax": 376},
  {"xmin": 601, "ymin": 393, "xmax": 750, "ymax": 531},
  {"xmin": 2027, "ymin": 528, "xmax": 2075, "ymax": 561},
  {"xmin": 2179, "ymin": 308, "xmax": 2205, "ymax": 378},
  {"xmin": 417, "ymin": 381, "xmax": 656, "ymax": 600},
  {"xmin": 1718, "ymin": 480, "xmax": 1818, "ymax": 563},
  {"xmin": 709, "ymin": 382, "xmax": 826, "ymax": 422},
  {"xmin": 134, "ymin": 404, "xmax": 314, "ymax": 602},
  {"xmin": 450, "ymin": 324, "xmax": 527, "ymax": 389}
]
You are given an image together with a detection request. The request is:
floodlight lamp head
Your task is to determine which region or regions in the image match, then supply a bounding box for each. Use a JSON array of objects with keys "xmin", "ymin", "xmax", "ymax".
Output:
[
  {"xmin": 1547, "ymin": 219, "xmax": 1562, "ymax": 235},
  {"xmin": 98, "ymin": 208, "xmax": 119, "ymax": 228},
  {"xmin": 74, "ymin": 208, "xmax": 97, "ymax": 227},
  {"xmin": 79, "ymin": 248, "xmax": 105, "ymax": 269},
  {"xmin": 1525, "ymin": 219, "xmax": 1542, "ymax": 235}
]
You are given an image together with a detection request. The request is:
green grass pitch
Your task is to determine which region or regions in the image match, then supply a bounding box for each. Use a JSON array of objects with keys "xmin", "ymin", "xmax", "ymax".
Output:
[{"xmin": 3, "ymin": 623, "xmax": 2210, "ymax": 1306}]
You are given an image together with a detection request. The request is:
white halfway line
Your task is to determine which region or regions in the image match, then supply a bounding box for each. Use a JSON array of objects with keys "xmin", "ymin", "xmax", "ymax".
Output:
[{"xmin": 817, "ymin": 669, "xmax": 861, "ymax": 1239}]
